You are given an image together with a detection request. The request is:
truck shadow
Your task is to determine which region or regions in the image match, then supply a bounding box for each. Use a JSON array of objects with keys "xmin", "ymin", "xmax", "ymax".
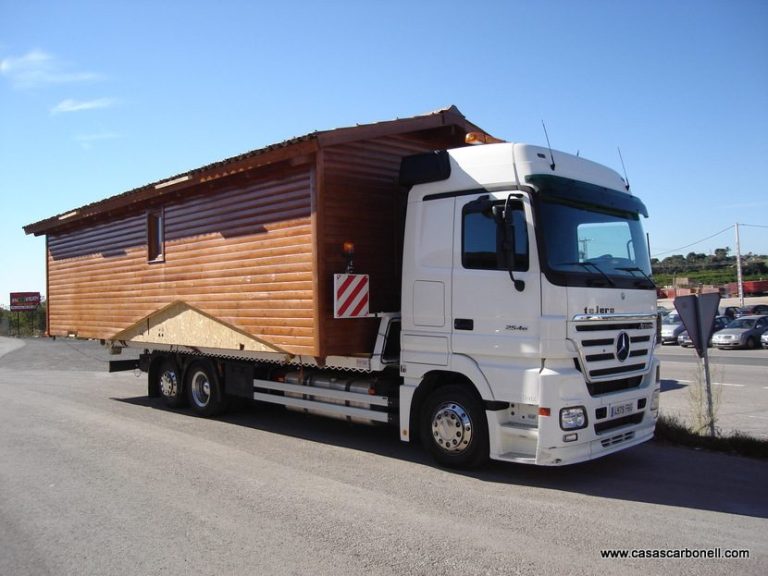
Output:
[{"xmin": 117, "ymin": 395, "xmax": 768, "ymax": 520}]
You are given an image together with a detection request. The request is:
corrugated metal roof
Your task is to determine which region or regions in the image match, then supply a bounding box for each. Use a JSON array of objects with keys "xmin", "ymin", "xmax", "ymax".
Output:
[{"xmin": 24, "ymin": 106, "xmax": 486, "ymax": 236}]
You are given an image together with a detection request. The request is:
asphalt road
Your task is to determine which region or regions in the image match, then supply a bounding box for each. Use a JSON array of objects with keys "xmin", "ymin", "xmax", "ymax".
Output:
[
  {"xmin": 1, "ymin": 337, "xmax": 767, "ymax": 576},
  {"xmin": 657, "ymin": 346, "xmax": 768, "ymax": 438}
]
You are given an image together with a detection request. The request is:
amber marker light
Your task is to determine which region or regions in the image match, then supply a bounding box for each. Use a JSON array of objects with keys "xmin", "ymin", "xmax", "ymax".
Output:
[
  {"xmin": 538, "ymin": 407, "xmax": 551, "ymax": 417},
  {"xmin": 343, "ymin": 241, "xmax": 355, "ymax": 273},
  {"xmin": 465, "ymin": 131, "xmax": 506, "ymax": 145}
]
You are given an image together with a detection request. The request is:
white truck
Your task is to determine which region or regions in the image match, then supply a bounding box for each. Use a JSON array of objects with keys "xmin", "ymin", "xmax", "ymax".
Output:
[
  {"xmin": 143, "ymin": 140, "xmax": 659, "ymax": 468},
  {"xmin": 26, "ymin": 109, "xmax": 659, "ymax": 468}
]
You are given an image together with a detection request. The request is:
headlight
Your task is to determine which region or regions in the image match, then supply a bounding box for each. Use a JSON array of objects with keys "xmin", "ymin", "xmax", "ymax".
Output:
[{"xmin": 560, "ymin": 406, "xmax": 587, "ymax": 430}]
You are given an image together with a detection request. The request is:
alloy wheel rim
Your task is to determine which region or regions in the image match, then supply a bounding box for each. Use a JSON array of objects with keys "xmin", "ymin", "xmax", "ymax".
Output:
[{"xmin": 431, "ymin": 401, "xmax": 473, "ymax": 453}]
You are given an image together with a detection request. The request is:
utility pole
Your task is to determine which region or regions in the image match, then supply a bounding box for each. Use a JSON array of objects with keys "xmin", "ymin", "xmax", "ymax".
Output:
[
  {"xmin": 735, "ymin": 223, "xmax": 744, "ymax": 307},
  {"xmin": 579, "ymin": 238, "xmax": 591, "ymax": 260}
]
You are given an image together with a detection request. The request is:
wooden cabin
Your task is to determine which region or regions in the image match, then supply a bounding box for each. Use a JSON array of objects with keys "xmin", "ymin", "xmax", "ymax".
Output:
[{"xmin": 24, "ymin": 107, "xmax": 488, "ymax": 359}]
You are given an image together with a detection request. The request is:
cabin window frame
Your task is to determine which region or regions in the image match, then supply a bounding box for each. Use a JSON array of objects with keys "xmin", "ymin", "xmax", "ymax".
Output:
[
  {"xmin": 147, "ymin": 208, "xmax": 165, "ymax": 263},
  {"xmin": 461, "ymin": 199, "xmax": 529, "ymax": 272}
]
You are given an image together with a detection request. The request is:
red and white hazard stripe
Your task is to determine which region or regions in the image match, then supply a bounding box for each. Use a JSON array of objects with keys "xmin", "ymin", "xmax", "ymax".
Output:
[{"xmin": 334, "ymin": 274, "xmax": 370, "ymax": 318}]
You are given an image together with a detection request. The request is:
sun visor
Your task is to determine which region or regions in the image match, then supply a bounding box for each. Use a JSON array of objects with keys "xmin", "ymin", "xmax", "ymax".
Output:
[{"xmin": 526, "ymin": 174, "xmax": 648, "ymax": 217}]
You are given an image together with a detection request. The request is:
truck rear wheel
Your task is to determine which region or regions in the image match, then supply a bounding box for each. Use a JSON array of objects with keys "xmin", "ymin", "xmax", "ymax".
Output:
[
  {"xmin": 157, "ymin": 359, "xmax": 185, "ymax": 408},
  {"xmin": 420, "ymin": 384, "xmax": 489, "ymax": 469},
  {"xmin": 186, "ymin": 361, "xmax": 228, "ymax": 417}
]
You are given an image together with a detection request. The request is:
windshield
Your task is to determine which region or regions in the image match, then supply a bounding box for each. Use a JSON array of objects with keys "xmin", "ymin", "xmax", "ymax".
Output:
[
  {"xmin": 727, "ymin": 318, "xmax": 755, "ymax": 329},
  {"xmin": 529, "ymin": 175, "xmax": 653, "ymax": 289},
  {"xmin": 663, "ymin": 313, "xmax": 681, "ymax": 325}
]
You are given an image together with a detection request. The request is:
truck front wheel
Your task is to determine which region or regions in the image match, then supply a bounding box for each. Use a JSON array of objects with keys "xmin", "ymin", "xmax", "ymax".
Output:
[
  {"xmin": 186, "ymin": 361, "xmax": 228, "ymax": 417},
  {"xmin": 420, "ymin": 385, "xmax": 489, "ymax": 469}
]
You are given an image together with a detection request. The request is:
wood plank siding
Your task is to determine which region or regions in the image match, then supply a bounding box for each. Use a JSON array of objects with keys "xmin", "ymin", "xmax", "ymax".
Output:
[
  {"xmin": 48, "ymin": 167, "xmax": 317, "ymax": 354},
  {"xmin": 32, "ymin": 108, "xmax": 485, "ymax": 359},
  {"xmin": 317, "ymin": 135, "xmax": 451, "ymax": 356}
]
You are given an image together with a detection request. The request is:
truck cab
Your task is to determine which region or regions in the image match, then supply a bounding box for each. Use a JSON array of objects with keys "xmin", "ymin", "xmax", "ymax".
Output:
[{"xmin": 398, "ymin": 143, "xmax": 660, "ymax": 466}]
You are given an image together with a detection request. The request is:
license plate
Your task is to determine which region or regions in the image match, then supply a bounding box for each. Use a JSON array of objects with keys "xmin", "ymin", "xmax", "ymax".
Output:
[{"xmin": 610, "ymin": 402, "xmax": 634, "ymax": 418}]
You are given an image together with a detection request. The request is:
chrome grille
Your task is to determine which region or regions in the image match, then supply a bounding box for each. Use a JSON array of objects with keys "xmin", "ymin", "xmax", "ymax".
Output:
[{"xmin": 570, "ymin": 314, "xmax": 656, "ymax": 396}]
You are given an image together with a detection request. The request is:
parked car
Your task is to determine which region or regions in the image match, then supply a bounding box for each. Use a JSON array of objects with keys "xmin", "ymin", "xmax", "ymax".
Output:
[
  {"xmin": 735, "ymin": 304, "xmax": 768, "ymax": 317},
  {"xmin": 660, "ymin": 312, "xmax": 685, "ymax": 345},
  {"xmin": 711, "ymin": 315, "xmax": 768, "ymax": 349},
  {"xmin": 657, "ymin": 306, "xmax": 671, "ymax": 318},
  {"xmin": 677, "ymin": 316, "xmax": 730, "ymax": 348},
  {"xmin": 720, "ymin": 306, "xmax": 741, "ymax": 321},
  {"xmin": 762, "ymin": 330, "xmax": 768, "ymax": 349}
]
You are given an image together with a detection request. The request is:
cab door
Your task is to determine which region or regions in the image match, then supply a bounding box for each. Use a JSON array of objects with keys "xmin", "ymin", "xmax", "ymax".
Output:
[{"xmin": 450, "ymin": 192, "xmax": 541, "ymax": 361}]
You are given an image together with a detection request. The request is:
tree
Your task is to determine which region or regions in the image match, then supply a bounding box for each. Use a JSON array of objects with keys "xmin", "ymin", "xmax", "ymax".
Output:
[
  {"xmin": 3, "ymin": 300, "xmax": 47, "ymax": 337},
  {"xmin": 713, "ymin": 247, "xmax": 730, "ymax": 262}
]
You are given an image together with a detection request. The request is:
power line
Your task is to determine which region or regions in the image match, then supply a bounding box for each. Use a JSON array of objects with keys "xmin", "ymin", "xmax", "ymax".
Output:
[
  {"xmin": 651, "ymin": 224, "xmax": 735, "ymax": 258},
  {"xmin": 740, "ymin": 223, "xmax": 768, "ymax": 229}
]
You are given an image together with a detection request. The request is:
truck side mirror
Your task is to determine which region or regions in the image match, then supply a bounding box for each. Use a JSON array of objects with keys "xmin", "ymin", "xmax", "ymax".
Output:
[{"xmin": 494, "ymin": 202, "xmax": 525, "ymax": 292}]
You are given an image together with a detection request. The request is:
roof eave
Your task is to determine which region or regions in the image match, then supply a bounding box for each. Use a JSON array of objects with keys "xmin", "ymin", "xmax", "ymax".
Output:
[{"xmin": 23, "ymin": 106, "xmax": 491, "ymax": 237}]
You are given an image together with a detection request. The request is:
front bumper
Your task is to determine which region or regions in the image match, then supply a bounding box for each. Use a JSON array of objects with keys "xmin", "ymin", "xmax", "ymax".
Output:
[
  {"xmin": 487, "ymin": 357, "xmax": 660, "ymax": 466},
  {"xmin": 712, "ymin": 339, "xmax": 744, "ymax": 349}
]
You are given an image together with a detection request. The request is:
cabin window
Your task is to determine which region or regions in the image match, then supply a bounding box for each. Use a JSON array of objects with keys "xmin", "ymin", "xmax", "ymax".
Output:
[
  {"xmin": 462, "ymin": 200, "xmax": 528, "ymax": 271},
  {"xmin": 147, "ymin": 209, "xmax": 165, "ymax": 262}
]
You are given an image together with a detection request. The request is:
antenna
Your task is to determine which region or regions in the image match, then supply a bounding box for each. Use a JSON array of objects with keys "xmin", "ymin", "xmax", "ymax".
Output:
[
  {"xmin": 541, "ymin": 121, "xmax": 556, "ymax": 171},
  {"xmin": 617, "ymin": 146, "xmax": 631, "ymax": 191}
]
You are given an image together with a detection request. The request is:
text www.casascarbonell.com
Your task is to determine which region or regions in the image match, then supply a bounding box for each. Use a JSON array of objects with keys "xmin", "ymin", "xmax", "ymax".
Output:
[{"xmin": 600, "ymin": 548, "xmax": 750, "ymax": 560}]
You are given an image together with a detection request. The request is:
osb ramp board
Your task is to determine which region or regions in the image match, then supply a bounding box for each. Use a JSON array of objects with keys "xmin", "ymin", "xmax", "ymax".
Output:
[{"xmin": 111, "ymin": 301, "xmax": 286, "ymax": 354}]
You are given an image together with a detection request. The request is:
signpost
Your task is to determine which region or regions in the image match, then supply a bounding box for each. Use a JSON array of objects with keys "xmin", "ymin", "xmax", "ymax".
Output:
[
  {"xmin": 674, "ymin": 293, "xmax": 720, "ymax": 437},
  {"xmin": 9, "ymin": 292, "xmax": 42, "ymax": 336}
]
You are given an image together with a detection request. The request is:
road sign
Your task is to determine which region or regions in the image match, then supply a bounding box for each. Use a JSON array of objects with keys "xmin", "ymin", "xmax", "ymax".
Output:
[
  {"xmin": 674, "ymin": 293, "xmax": 720, "ymax": 358},
  {"xmin": 674, "ymin": 292, "xmax": 720, "ymax": 438},
  {"xmin": 10, "ymin": 292, "xmax": 41, "ymax": 312}
]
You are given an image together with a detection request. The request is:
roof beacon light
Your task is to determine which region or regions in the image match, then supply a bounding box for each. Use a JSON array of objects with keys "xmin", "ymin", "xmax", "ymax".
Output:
[{"xmin": 465, "ymin": 132, "xmax": 505, "ymax": 145}]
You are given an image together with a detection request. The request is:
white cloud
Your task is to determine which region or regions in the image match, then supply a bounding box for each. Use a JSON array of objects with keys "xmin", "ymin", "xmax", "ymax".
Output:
[
  {"xmin": 0, "ymin": 49, "xmax": 100, "ymax": 89},
  {"xmin": 50, "ymin": 98, "xmax": 116, "ymax": 114}
]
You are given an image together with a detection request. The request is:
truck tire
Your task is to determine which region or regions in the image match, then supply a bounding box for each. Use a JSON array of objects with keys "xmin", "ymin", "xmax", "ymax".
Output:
[
  {"xmin": 420, "ymin": 384, "xmax": 489, "ymax": 469},
  {"xmin": 186, "ymin": 361, "xmax": 228, "ymax": 417},
  {"xmin": 157, "ymin": 359, "xmax": 185, "ymax": 408}
]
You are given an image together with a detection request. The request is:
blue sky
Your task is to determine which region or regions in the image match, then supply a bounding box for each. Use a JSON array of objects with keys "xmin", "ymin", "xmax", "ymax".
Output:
[{"xmin": 1, "ymin": 0, "xmax": 766, "ymax": 306}]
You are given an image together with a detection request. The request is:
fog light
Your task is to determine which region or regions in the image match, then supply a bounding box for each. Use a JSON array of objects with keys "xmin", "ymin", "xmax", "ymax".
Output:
[
  {"xmin": 651, "ymin": 389, "xmax": 660, "ymax": 413},
  {"xmin": 560, "ymin": 406, "xmax": 587, "ymax": 430},
  {"xmin": 563, "ymin": 433, "xmax": 578, "ymax": 443}
]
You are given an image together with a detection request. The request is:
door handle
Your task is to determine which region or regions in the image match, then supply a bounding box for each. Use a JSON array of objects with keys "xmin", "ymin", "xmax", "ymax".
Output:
[{"xmin": 454, "ymin": 318, "xmax": 474, "ymax": 331}]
